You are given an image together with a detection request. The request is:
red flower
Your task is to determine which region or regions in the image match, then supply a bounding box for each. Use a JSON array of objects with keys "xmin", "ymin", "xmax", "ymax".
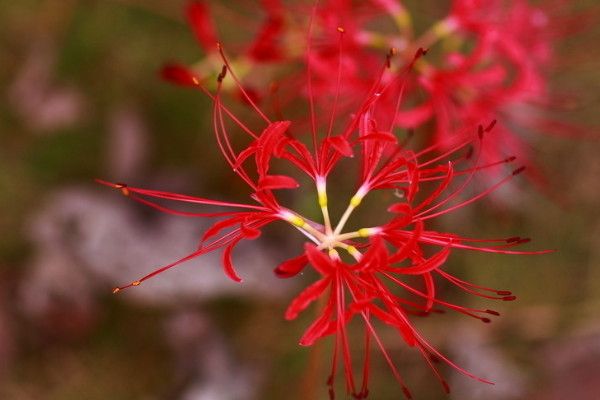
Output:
[
  {"xmin": 300, "ymin": 0, "xmax": 593, "ymax": 193},
  {"xmin": 101, "ymin": 4, "xmax": 553, "ymax": 398},
  {"xmin": 161, "ymin": 0, "xmax": 286, "ymax": 102}
]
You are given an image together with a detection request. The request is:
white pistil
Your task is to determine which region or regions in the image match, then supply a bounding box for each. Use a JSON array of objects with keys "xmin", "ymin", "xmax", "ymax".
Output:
[
  {"xmin": 280, "ymin": 210, "xmax": 325, "ymax": 243},
  {"xmin": 346, "ymin": 245, "xmax": 362, "ymax": 261},
  {"xmin": 328, "ymin": 248, "xmax": 341, "ymax": 260},
  {"xmin": 282, "ymin": 183, "xmax": 378, "ymax": 262},
  {"xmin": 316, "ymin": 176, "xmax": 333, "ymax": 236},
  {"xmin": 333, "ymin": 227, "xmax": 382, "ymax": 242}
]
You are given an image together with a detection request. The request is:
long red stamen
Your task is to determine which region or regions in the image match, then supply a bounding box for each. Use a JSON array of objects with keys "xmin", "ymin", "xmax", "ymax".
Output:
[{"xmin": 216, "ymin": 43, "xmax": 272, "ymax": 124}]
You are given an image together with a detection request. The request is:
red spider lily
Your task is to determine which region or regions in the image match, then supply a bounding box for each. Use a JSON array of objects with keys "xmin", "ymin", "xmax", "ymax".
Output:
[
  {"xmin": 162, "ymin": 0, "xmax": 286, "ymax": 102},
  {"xmin": 101, "ymin": 7, "xmax": 552, "ymax": 398},
  {"xmin": 392, "ymin": 0, "xmax": 568, "ymax": 184},
  {"xmin": 299, "ymin": 0, "xmax": 594, "ymax": 192}
]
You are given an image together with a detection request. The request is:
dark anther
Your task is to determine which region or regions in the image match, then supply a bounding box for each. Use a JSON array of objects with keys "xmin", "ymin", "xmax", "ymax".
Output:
[
  {"xmin": 442, "ymin": 380, "xmax": 451, "ymax": 394},
  {"xmin": 485, "ymin": 119, "xmax": 497, "ymax": 132},
  {"xmin": 217, "ymin": 65, "xmax": 227, "ymax": 83},
  {"xmin": 512, "ymin": 166, "xmax": 526, "ymax": 176},
  {"xmin": 465, "ymin": 145, "xmax": 474, "ymax": 160}
]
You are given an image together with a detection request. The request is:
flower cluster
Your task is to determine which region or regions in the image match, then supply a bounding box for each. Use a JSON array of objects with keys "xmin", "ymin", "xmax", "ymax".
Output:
[
  {"xmin": 100, "ymin": 14, "xmax": 553, "ymax": 394},
  {"xmin": 163, "ymin": 0, "xmax": 590, "ymax": 191}
]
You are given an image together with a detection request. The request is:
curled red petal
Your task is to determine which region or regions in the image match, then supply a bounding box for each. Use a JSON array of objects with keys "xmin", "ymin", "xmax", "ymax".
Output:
[
  {"xmin": 387, "ymin": 202, "xmax": 412, "ymax": 214},
  {"xmin": 357, "ymin": 237, "xmax": 388, "ymax": 271},
  {"xmin": 256, "ymin": 121, "xmax": 292, "ymax": 174},
  {"xmin": 274, "ymin": 254, "xmax": 308, "ymax": 278},
  {"xmin": 305, "ymin": 243, "xmax": 334, "ymax": 275},
  {"xmin": 247, "ymin": 14, "xmax": 284, "ymax": 61},
  {"xmin": 284, "ymin": 277, "xmax": 331, "ymax": 320},
  {"xmin": 327, "ymin": 135, "xmax": 354, "ymax": 157},
  {"xmin": 241, "ymin": 220, "xmax": 261, "ymax": 240},
  {"xmin": 374, "ymin": 304, "xmax": 417, "ymax": 347},
  {"xmin": 222, "ymin": 241, "xmax": 242, "ymax": 282},
  {"xmin": 406, "ymin": 162, "xmax": 420, "ymax": 202},
  {"xmin": 357, "ymin": 131, "xmax": 397, "ymax": 143},
  {"xmin": 187, "ymin": 1, "xmax": 218, "ymax": 52},
  {"xmin": 161, "ymin": 64, "xmax": 201, "ymax": 87},
  {"xmin": 423, "ymin": 272, "xmax": 435, "ymax": 312},
  {"xmin": 258, "ymin": 174, "xmax": 299, "ymax": 190},
  {"xmin": 400, "ymin": 247, "xmax": 450, "ymax": 275},
  {"xmin": 298, "ymin": 302, "xmax": 335, "ymax": 346},
  {"xmin": 202, "ymin": 216, "xmax": 244, "ymax": 242}
]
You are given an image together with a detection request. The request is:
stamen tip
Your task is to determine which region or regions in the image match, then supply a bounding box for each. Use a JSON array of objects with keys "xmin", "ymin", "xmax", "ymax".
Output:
[
  {"xmin": 114, "ymin": 183, "xmax": 130, "ymax": 196},
  {"xmin": 337, "ymin": 26, "xmax": 345, "ymax": 33},
  {"xmin": 512, "ymin": 166, "xmax": 526, "ymax": 176},
  {"xmin": 326, "ymin": 375, "xmax": 334, "ymax": 386},
  {"xmin": 442, "ymin": 380, "xmax": 451, "ymax": 394},
  {"xmin": 217, "ymin": 65, "xmax": 227, "ymax": 83},
  {"xmin": 485, "ymin": 119, "xmax": 497, "ymax": 132}
]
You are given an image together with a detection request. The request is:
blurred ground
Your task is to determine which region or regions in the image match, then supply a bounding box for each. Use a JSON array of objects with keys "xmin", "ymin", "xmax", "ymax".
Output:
[{"xmin": 1, "ymin": 1, "xmax": 599, "ymax": 399}]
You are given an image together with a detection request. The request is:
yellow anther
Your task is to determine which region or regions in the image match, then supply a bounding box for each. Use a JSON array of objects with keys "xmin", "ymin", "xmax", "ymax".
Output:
[
  {"xmin": 217, "ymin": 65, "xmax": 227, "ymax": 83},
  {"xmin": 318, "ymin": 192, "xmax": 328, "ymax": 207},
  {"xmin": 350, "ymin": 194, "xmax": 363, "ymax": 207},
  {"xmin": 337, "ymin": 27, "xmax": 345, "ymax": 33},
  {"xmin": 289, "ymin": 215, "xmax": 306, "ymax": 228},
  {"xmin": 369, "ymin": 34, "xmax": 387, "ymax": 48},
  {"xmin": 132, "ymin": 280, "xmax": 141, "ymax": 286},
  {"xmin": 358, "ymin": 228, "xmax": 371, "ymax": 238},
  {"xmin": 112, "ymin": 287, "xmax": 120, "ymax": 294},
  {"xmin": 394, "ymin": 10, "xmax": 411, "ymax": 29},
  {"xmin": 114, "ymin": 183, "xmax": 130, "ymax": 197},
  {"xmin": 347, "ymin": 245, "xmax": 360, "ymax": 258},
  {"xmin": 433, "ymin": 19, "xmax": 453, "ymax": 37},
  {"xmin": 329, "ymin": 248, "xmax": 340, "ymax": 258}
]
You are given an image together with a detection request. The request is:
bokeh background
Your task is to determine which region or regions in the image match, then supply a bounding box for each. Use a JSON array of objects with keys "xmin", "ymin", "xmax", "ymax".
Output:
[{"xmin": 1, "ymin": 1, "xmax": 599, "ymax": 399}]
